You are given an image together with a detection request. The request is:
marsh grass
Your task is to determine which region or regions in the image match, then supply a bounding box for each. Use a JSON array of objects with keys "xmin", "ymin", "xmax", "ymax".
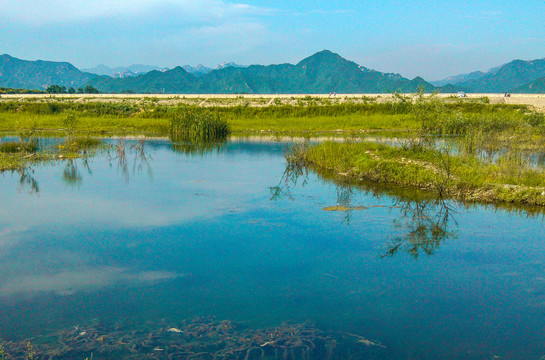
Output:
[
  {"xmin": 0, "ymin": 140, "xmax": 37, "ymax": 153},
  {"xmin": 0, "ymin": 98, "xmax": 529, "ymax": 137},
  {"xmin": 288, "ymin": 94, "xmax": 545, "ymax": 206},
  {"xmin": 170, "ymin": 109, "xmax": 230, "ymax": 142}
]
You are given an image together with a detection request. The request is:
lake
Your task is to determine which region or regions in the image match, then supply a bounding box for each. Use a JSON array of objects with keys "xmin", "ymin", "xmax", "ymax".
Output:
[{"xmin": 1, "ymin": 138, "xmax": 544, "ymax": 360}]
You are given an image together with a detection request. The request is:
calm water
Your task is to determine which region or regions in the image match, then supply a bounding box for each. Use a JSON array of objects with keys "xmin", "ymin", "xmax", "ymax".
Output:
[{"xmin": 1, "ymin": 139, "xmax": 545, "ymax": 359}]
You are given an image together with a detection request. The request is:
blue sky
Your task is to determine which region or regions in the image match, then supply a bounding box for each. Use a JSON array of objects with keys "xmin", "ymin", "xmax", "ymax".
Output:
[{"xmin": 2, "ymin": 0, "xmax": 545, "ymax": 80}]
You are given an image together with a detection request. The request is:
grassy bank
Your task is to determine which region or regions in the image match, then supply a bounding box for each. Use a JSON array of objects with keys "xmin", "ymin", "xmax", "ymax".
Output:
[
  {"xmin": 286, "ymin": 95, "xmax": 545, "ymax": 206},
  {"xmin": 0, "ymin": 97, "xmax": 529, "ymax": 137},
  {"xmin": 289, "ymin": 141, "xmax": 545, "ymax": 206}
]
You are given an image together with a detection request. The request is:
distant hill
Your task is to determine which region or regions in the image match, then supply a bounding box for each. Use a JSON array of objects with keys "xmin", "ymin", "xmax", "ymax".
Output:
[
  {"xmin": 12, "ymin": 51, "xmax": 545, "ymax": 94},
  {"xmin": 456, "ymin": 58, "xmax": 545, "ymax": 93},
  {"xmin": 90, "ymin": 66, "xmax": 198, "ymax": 93},
  {"xmin": 512, "ymin": 76, "xmax": 545, "ymax": 93},
  {"xmin": 89, "ymin": 50, "xmax": 436, "ymax": 94},
  {"xmin": 84, "ymin": 62, "xmax": 246, "ymax": 78},
  {"xmin": 0, "ymin": 54, "xmax": 96, "ymax": 90},
  {"xmin": 432, "ymin": 71, "xmax": 487, "ymax": 87},
  {"xmin": 82, "ymin": 64, "xmax": 168, "ymax": 78},
  {"xmin": 182, "ymin": 65, "xmax": 212, "ymax": 76}
]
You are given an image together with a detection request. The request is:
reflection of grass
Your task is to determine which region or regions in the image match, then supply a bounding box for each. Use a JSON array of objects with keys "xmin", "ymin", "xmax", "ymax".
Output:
[
  {"xmin": 0, "ymin": 136, "xmax": 102, "ymax": 172},
  {"xmin": 170, "ymin": 140, "xmax": 226, "ymax": 156},
  {"xmin": 273, "ymin": 157, "xmax": 459, "ymax": 258}
]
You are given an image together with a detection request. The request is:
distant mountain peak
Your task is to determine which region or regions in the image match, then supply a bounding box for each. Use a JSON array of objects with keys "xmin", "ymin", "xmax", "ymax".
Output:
[{"xmin": 216, "ymin": 62, "xmax": 246, "ymax": 70}]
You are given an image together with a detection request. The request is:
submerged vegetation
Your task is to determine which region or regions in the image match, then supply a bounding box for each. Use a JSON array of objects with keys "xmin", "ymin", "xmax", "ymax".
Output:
[{"xmin": 0, "ymin": 317, "xmax": 384, "ymax": 360}]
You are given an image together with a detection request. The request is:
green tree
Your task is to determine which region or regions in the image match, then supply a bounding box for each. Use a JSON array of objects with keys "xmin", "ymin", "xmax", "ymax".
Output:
[
  {"xmin": 46, "ymin": 84, "xmax": 67, "ymax": 93},
  {"xmin": 84, "ymin": 85, "xmax": 99, "ymax": 94}
]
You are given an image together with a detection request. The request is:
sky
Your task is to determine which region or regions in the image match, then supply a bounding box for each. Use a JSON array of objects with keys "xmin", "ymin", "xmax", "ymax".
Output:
[{"xmin": 2, "ymin": 0, "xmax": 545, "ymax": 80}]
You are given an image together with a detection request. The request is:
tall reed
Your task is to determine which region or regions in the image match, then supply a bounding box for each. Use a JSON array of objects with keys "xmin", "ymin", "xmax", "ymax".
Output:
[{"xmin": 170, "ymin": 109, "xmax": 230, "ymax": 142}]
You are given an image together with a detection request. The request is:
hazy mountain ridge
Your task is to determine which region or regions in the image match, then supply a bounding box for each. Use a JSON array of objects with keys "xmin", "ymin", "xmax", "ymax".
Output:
[
  {"xmin": 432, "ymin": 71, "xmax": 487, "ymax": 87},
  {"xmin": 0, "ymin": 54, "xmax": 96, "ymax": 89},
  {"xmin": 83, "ymin": 62, "xmax": 247, "ymax": 78},
  {"xmin": 88, "ymin": 50, "xmax": 435, "ymax": 94},
  {"xmin": 436, "ymin": 58, "xmax": 545, "ymax": 93},
  {"xmin": 2, "ymin": 51, "xmax": 545, "ymax": 94},
  {"xmin": 82, "ymin": 64, "xmax": 168, "ymax": 78}
]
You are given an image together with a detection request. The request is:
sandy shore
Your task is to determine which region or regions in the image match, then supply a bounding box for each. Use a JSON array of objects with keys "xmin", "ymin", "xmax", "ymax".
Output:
[{"xmin": 2, "ymin": 93, "xmax": 545, "ymax": 109}]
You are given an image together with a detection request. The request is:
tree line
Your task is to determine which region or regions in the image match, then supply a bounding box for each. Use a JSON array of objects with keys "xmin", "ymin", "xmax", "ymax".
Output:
[{"xmin": 46, "ymin": 84, "xmax": 99, "ymax": 94}]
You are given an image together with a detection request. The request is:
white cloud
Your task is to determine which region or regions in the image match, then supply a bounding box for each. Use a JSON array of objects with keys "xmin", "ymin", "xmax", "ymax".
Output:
[
  {"xmin": 0, "ymin": 266, "xmax": 183, "ymax": 297},
  {"xmin": 1, "ymin": 0, "xmax": 268, "ymax": 25}
]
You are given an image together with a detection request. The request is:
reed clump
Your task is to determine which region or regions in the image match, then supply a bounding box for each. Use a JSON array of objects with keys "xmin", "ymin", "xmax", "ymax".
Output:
[{"xmin": 170, "ymin": 109, "xmax": 230, "ymax": 142}]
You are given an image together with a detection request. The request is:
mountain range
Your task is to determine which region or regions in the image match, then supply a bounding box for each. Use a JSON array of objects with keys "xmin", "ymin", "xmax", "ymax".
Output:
[
  {"xmin": 82, "ymin": 62, "xmax": 247, "ymax": 78},
  {"xmin": 2, "ymin": 51, "xmax": 545, "ymax": 94},
  {"xmin": 81, "ymin": 64, "xmax": 168, "ymax": 78},
  {"xmin": 87, "ymin": 51, "xmax": 433, "ymax": 94},
  {"xmin": 0, "ymin": 54, "xmax": 94, "ymax": 90}
]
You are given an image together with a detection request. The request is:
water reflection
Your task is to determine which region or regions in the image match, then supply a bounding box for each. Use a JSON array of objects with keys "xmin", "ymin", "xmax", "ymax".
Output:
[
  {"xmin": 272, "ymin": 160, "xmax": 459, "ymax": 258},
  {"xmin": 107, "ymin": 139, "xmax": 153, "ymax": 182},
  {"xmin": 1, "ymin": 139, "xmax": 155, "ymax": 193},
  {"xmin": 270, "ymin": 154, "xmax": 308, "ymax": 201},
  {"xmin": 169, "ymin": 137, "xmax": 227, "ymax": 157},
  {"xmin": 383, "ymin": 198, "xmax": 457, "ymax": 259},
  {"xmin": 16, "ymin": 167, "xmax": 39, "ymax": 193},
  {"xmin": 62, "ymin": 159, "xmax": 86, "ymax": 188},
  {"xmin": 0, "ymin": 267, "xmax": 182, "ymax": 297}
]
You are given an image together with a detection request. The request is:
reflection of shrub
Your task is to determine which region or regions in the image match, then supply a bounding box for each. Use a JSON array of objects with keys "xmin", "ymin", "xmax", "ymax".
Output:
[{"xmin": 171, "ymin": 109, "xmax": 230, "ymax": 142}]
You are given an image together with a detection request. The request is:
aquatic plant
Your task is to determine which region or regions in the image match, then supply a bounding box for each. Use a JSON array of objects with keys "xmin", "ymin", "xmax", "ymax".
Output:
[
  {"xmin": 25, "ymin": 342, "xmax": 35, "ymax": 360},
  {"xmin": 170, "ymin": 109, "xmax": 230, "ymax": 142},
  {"xmin": 0, "ymin": 317, "xmax": 383, "ymax": 360}
]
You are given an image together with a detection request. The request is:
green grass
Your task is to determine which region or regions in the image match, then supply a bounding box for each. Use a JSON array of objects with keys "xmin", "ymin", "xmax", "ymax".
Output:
[
  {"xmin": 291, "ymin": 137, "xmax": 545, "ymax": 206},
  {"xmin": 0, "ymin": 112, "xmax": 170, "ymax": 136},
  {"xmin": 0, "ymin": 98, "xmax": 531, "ymax": 137},
  {"xmin": 226, "ymin": 113, "xmax": 413, "ymax": 134},
  {"xmin": 279, "ymin": 94, "xmax": 545, "ymax": 207}
]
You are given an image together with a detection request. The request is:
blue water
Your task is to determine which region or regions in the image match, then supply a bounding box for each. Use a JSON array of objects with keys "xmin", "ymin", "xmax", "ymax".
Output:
[{"xmin": 1, "ymin": 139, "xmax": 545, "ymax": 359}]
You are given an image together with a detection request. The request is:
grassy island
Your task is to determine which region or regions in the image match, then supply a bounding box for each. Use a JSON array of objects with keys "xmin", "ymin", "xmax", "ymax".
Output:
[{"xmin": 286, "ymin": 94, "xmax": 545, "ymax": 206}]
